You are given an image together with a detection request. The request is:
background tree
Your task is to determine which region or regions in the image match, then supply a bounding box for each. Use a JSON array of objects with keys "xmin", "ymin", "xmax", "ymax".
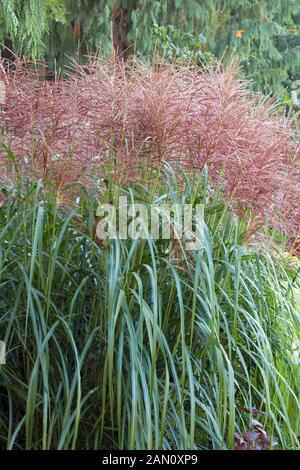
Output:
[{"xmin": 0, "ymin": 0, "xmax": 67, "ymax": 58}]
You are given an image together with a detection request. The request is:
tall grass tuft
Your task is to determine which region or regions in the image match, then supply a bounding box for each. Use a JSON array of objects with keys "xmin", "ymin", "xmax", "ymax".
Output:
[{"xmin": 0, "ymin": 170, "xmax": 299, "ymax": 450}]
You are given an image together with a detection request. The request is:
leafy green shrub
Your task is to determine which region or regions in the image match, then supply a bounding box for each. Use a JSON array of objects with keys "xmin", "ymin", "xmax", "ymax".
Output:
[{"xmin": 152, "ymin": 25, "xmax": 215, "ymax": 65}]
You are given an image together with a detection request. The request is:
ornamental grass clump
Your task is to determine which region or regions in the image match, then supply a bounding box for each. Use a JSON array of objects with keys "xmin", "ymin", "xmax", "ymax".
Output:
[
  {"xmin": 0, "ymin": 58, "xmax": 299, "ymax": 246},
  {"xmin": 0, "ymin": 175, "xmax": 299, "ymax": 450},
  {"xmin": 0, "ymin": 59, "xmax": 300, "ymax": 451}
]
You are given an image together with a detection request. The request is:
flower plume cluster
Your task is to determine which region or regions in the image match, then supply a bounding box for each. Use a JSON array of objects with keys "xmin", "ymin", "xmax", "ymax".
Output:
[{"xmin": 0, "ymin": 59, "xmax": 299, "ymax": 246}]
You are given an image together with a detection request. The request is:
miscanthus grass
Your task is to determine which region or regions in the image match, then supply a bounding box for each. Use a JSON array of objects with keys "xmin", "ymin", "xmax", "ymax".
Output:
[{"xmin": 0, "ymin": 170, "xmax": 299, "ymax": 450}]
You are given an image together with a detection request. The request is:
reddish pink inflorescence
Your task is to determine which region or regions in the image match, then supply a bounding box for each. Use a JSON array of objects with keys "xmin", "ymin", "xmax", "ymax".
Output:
[{"xmin": 0, "ymin": 59, "xmax": 299, "ymax": 248}]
